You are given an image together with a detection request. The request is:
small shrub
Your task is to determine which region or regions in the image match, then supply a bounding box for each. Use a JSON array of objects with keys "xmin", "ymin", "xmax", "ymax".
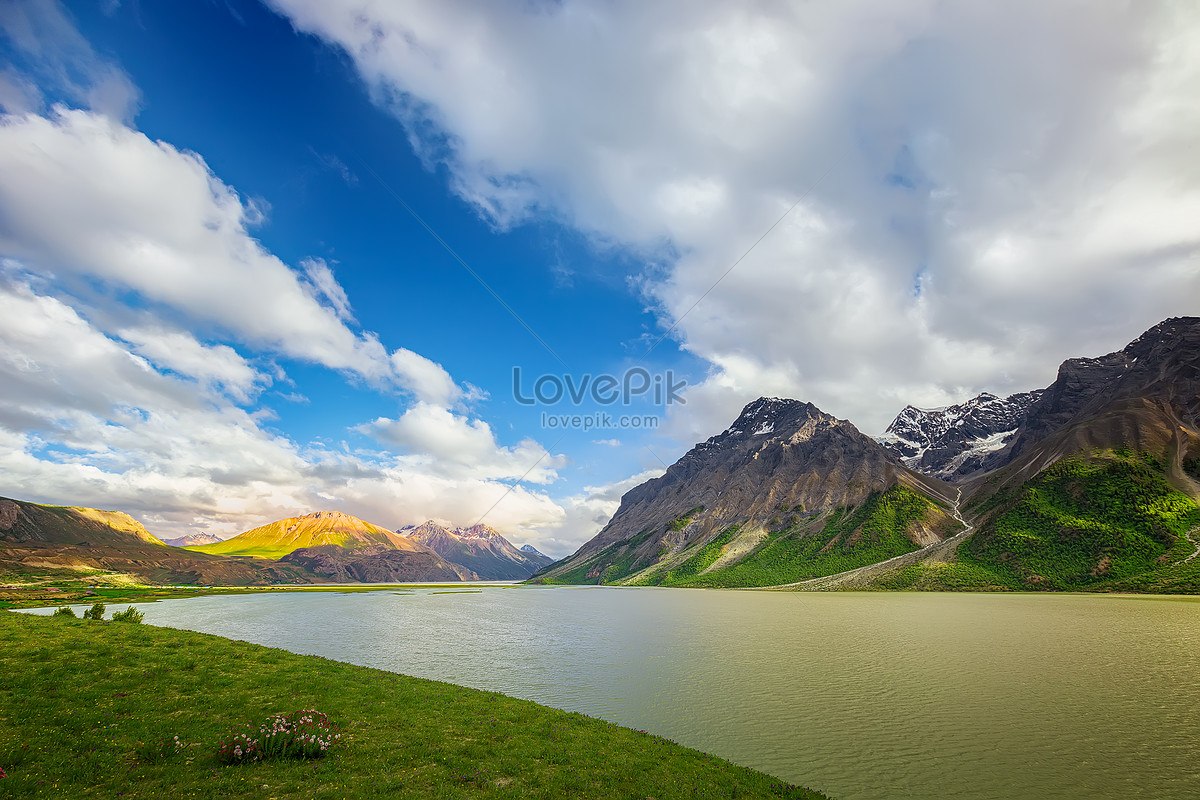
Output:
[
  {"xmin": 51, "ymin": 607, "xmax": 76, "ymax": 618},
  {"xmin": 136, "ymin": 735, "xmax": 185, "ymax": 763},
  {"xmin": 217, "ymin": 710, "xmax": 340, "ymax": 765},
  {"xmin": 111, "ymin": 606, "xmax": 144, "ymax": 624},
  {"xmin": 82, "ymin": 603, "xmax": 105, "ymax": 621}
]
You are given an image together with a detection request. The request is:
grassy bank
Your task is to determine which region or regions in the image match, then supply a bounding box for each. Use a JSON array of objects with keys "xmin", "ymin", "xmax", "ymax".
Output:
[
  {"xmin": 0, "ymin": 612, "xmax": 827, "ymax": 799},
  {"xmin": 0, "ymin": 581, "xmax": 508, "ymax": 610}
]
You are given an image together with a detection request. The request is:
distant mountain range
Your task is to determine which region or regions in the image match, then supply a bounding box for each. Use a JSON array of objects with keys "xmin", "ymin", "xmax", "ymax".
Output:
[
  {"xmin": 0, "ymin": 498, "xmax": 313, "ymax": 586},
  {"xmin": 399, "ymin": 521, "xmax": 554, "ymax": 580},
  {"xmin": 535, "ymin": 317, "xmax": 1200, "ymax": 593},
  {"xmin": 161, "ymin": 532, "xmax": 222, "ymax": 548},
  {"xmin": 1, "ymin": 502, "xmax": 553, "ymax": 586},
  {"xmin": 877, "ymin": 391, "xmax": 1043, "ymax": 479}
]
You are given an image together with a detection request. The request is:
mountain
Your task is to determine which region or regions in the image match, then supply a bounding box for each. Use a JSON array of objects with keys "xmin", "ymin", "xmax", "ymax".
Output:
[
  {"xmin": 519, "ymin": 543, "xmax": 554, "ymax": 567},
  {"xmin": 161, "ymin": 532, "xmax": 222, "ymax": 547},
  {"xmin": 399, "ymin": 521, "xmax": 550, "ymax": 579},
  {"xmin": 856, "ymin": 318, "xmax": 1200, "ymax": 593},
  {"xmin": 972, "ymin": 317, "xmax": 1200, "ymax": 484},
  {"xmin": 280, "ymin": 544, "xmax": 474, "ymax": 583},
  {"xmin": 189, "ymin": 510, "xmax": 476, "ymax": 581},
  {"xmin": 935, "ymin": 317, "xmax": 1200, "ymax": 592},
  {"xmin": 878, "ymin": 391, "xmax": 1044, "ymax": 479},
  {"xmin": 534, "ymin": 398, "xmax": 961, "ymax": 587},
  {"xmin": 0, "ymin": 497, "xmax": 316, "ymax": 586},
  {"xmin": 188, "ymin": 510, "xmax": 413, "ymax": 559}
]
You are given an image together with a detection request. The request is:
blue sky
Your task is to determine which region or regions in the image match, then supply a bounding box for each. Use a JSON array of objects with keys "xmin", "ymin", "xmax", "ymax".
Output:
[{"xmin": 1, "ymin": 1, "xmax": 1197, "ymax": 554}]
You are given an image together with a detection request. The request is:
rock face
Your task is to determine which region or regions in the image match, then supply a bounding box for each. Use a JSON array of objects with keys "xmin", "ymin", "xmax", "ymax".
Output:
[
  {"xmin": 399, "ymin": 521, "xmax": 551, "ymax": 579},
  {"xmin": 281, "ymin": 544, "xmax": 476, "ymax": 582},
  {"xmin": 537, "ymin": 398, "xmax": 956, "ymax": 584},
  {"xmin": 975, "ymin": 317, "xmax": 1200, "ymax": 480},
  {"xmin": 161, "ymin": 533, "xmax": 222, "ymax": 547},
  {"xmin": 879, "ymin": 391, "xmax": 1043, "ymax": 479}
]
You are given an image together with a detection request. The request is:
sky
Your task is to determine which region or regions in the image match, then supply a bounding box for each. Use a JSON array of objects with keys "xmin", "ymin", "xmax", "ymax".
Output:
[{"xmin": 0, "ymin": 0, "xmax": 1197, "ymax": 555}]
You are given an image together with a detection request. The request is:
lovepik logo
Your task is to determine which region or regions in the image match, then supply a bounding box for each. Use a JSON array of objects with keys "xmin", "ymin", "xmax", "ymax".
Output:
[{"xmin": 512, "ymin": 367, "xmax": 687, "ymax": 407}]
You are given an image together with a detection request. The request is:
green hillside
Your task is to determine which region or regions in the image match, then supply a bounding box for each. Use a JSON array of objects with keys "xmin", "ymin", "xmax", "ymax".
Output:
[
  {"xmin": 188, "ymin": 511, "xmax": 404, "ymax": 559},
  {"xmin": 0, "ymin": 611, "xmax": 827, "ymax": 799},
  {"xmin": 958, "ymin": 451, "xmax": 1200, "ymax": 591},
  {"xmin": 539, "ymin": 486, "xmax": 953, "ymax": 588}
]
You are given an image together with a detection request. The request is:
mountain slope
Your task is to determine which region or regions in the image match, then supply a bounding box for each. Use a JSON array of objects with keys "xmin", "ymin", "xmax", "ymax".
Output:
[
  {"xmin": 879, "ymin": 391, "xmax": 1043, "ymax": 479},
  {"xmin": 534, "ymin": 398, "xmax": 959, "ymax": 587},
  {"xmin": 189, "ymin": 510, "xmax": 477, "ymax": 581},
  {"xmin": 0, "ymin": 497, "xmax": 315, "ymax": 586},
  {"xmin": 188, "ymin": 510, "xmax": 413, "ymax": 559},
  {"xmin": 399, "ymin": 522, "xmax": 550, "ymax": 580}
]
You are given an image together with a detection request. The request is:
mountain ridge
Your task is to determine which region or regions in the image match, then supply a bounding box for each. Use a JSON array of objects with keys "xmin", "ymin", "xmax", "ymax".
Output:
[{"xmin": 399, "ymin": 521, "xmax": 553, "ymax": 579}]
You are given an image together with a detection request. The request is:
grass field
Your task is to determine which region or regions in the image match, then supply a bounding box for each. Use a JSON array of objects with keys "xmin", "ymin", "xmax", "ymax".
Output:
[{"xmin": 0, "ymin": 611, "xmax": 828, "ymax": 799}]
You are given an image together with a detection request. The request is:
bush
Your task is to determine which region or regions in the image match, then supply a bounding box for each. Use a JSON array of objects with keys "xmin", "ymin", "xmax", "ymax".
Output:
[
  {"xmin": 82, "ymin": 603, "xmax": 105, "ymax": 621},
  {"xmin": 217, "ymin": 710, "xmax": 340, "ymax": 765},
  {"xmin": 111, "ymin": 606, "xmax": 144, "ymax": 624},
  {"xmin": 136, "ymin": 735, "xmax": 186, "ymax": 763},
  {"xmin": 52, "ymin": 607, "xmax": 76, "ymax": 618}
]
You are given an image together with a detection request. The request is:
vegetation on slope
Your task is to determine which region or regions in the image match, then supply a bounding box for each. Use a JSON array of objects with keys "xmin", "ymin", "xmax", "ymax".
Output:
[
  {"xmin": 186, "ymin": 512, "xmax": 402, "ymax": 559},
  {"xmin": 660, "ymin": 487, "xmax": 937, "ymax": 588},
  {"xmin": 959, "ymin": 451, "xmax": 1200, "ymax": 591},
  {"xmin": 0, "ymin": 612, "xmax": 826, "ymax": 799}
]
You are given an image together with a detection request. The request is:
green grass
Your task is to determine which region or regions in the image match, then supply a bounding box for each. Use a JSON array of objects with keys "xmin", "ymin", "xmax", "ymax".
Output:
[
  {"xmin": 537, "ymin": 527, "xmax": 663, "ymax": 586},
  {"xmin": 0, "ymin": 582, "xmax": 483, "ymax": 611},
  {"xmin": 668, "ymin": 487, "xmax": 937, "ymax": 588},
  {"xmin": 961, "ymin": 453, "xmax": 1200, "ymax": 591},
  {"xmin": 639, "ymin": 526, "xmax": 741, "ymax": 586},
  {"xmin": 870, "ymin": 562, "xmax": 1012, "ymax": 591},
  {"xmin": 0, "ymin": 612, "xmax": 828, "ymax": 799}
]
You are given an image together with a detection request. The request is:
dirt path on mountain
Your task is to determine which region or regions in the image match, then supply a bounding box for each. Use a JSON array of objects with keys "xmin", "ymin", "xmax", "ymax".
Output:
[
  {"xmin": 758, "ymin": 487, "xmax": 975, "ymax": 591},
  {"xmin": 1177, "ymin": 526, "xmax": 1200, "ymax": 565}
]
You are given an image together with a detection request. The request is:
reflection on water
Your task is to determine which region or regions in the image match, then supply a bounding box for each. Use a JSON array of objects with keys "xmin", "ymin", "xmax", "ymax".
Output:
[{"xmin": 30, "ymin": 588, "xmax": 1200, "ymax": 800}]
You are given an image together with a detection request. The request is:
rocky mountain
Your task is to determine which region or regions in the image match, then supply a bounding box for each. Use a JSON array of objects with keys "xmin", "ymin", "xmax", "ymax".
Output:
[
  {"xmin": 189, "ymin": 510, "xmax": 413, "ymax": 559},
  {"xmin": 161, "ymin": 532, "xmax": 222, "ymax": 547},
  {"xmin": 0, "ymin": 497, "xmax": 316, "ymax": 586},
  {"xmin": 189, "ymin": 510, "xmax": 477, "ymax": 581},
  {"xmin": 852, "ymin": 317, "xmax": 1200, "ymax": 593},
  {"xmin": 878, "ymin": 391, "xmax": 1043, "ymax": 479},
  {"xmin": 972, "ymin": 316, "xmax": 1200, "ymax": 485},
  {"xmin": 519, "ymin": 543, "xmax": 554, "ymax": 565},
  {"xmin": 534, "ymin": 398, "xmax": 960, "ymax": 587},
  {"xmin": 281, "ymin": 544, "xmax": 475, "ymax": 583},
  {"xmin": 399, "ymin": 521, "xmax": 550, "ymax": 579}
]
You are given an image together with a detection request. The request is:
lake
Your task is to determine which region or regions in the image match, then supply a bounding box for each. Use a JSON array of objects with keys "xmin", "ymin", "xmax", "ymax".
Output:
[{"xmin": 27, "ymin": 587, "xmax": 1200, "ymax": 800}]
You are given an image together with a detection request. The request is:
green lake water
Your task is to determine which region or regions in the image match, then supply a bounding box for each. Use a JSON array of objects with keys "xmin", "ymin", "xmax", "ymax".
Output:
[{"xmin": 33, "ymin": 588, "xmax": 1200, "ymax": 799}]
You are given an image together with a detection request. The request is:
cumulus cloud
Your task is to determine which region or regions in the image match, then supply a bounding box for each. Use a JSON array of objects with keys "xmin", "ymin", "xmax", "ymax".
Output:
[
  {"xmin": 268, "ymin": 0, "xmax": 1200, "ymax": 439},
  {"xmin": 359, "ymin": 401, "xmax": 564, "ymax": 484},
  {"xmin": 0, "ymin": 276, "xmax": 566, "ymax": 541},
  {"xmin": 533, "ymin": 468, "xmax": 665, "ymax": 558}
]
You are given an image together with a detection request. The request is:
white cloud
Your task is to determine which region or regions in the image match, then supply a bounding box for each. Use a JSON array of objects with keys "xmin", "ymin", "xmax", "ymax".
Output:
[
  {"xmin": 0, "ymin": 0, "xmax": 140, "ymax": 122},
  {"xmin": 359, "ymin": 401, "xmax": 564, "ymax": 484},
  {"xmin": 116, "ymin": 325, "xmax": 267, "ymax": 404},
  {"xmin": 0, "ymin": 277, "xmax": 567, "ymax": 541},
  {"xmin": 0, "ymin": 108, "xmax": 401, "ymax": 383},
  {"xmin": 301, "ymin": 257, "xmax": 356, "ymax": 323},
  {"xmin": 268, "ymin": 0, "xmax": 1200, "ymax": 439},
  {"xmin": 532, "ymin": 469, "xmax": 665, "ymax": 558}
]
